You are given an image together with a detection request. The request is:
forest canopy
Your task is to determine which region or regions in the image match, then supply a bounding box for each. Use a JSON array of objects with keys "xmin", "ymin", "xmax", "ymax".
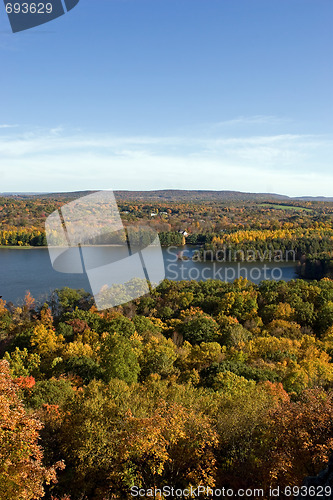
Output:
[{"xmin": 1, "ymin": 277, "xmax": 333, "ymax": 498}]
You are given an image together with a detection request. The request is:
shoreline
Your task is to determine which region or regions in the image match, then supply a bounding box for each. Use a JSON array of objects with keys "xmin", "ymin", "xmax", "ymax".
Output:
[
  {"xmin": 0, "ymin": 245, "xmax": 41, "ymax": 249},
  {"xmin": 0, "ymin": 243, "xmax": 187, "ymax": 249},
  {"xmin": 0, "ymin": 244, "xmax": 127, "ymax": 249}
]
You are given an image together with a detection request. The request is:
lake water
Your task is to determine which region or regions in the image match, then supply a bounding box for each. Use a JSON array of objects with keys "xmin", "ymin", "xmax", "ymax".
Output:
[{"xmin": 0, "ymin": 246, "xmax": 297, "ymax": 305}]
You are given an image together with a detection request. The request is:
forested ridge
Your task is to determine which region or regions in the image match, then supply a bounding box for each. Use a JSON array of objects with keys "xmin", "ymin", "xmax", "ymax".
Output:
[{"xmin": 2, "ymin": 278, "xmax": 333, "ymax": 498}]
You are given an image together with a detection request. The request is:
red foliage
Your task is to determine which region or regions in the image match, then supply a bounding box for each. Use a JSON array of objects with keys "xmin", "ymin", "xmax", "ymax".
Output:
[
  {"xmin": 15, "ymin": 375, "xmax": 36, "ymax": 389},
  {"xmin": 67, "ymin": 318, "xmax": 89, "ymax": 334},
  {"xmin": 261, "ymin": 381, "xmax": 290, "ymax": 405}
]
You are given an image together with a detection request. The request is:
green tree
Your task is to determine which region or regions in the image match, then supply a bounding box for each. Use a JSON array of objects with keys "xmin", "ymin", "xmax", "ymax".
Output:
[{"xmin": 100, "ymin": 332, "xmax": 140, "ymax": 384}]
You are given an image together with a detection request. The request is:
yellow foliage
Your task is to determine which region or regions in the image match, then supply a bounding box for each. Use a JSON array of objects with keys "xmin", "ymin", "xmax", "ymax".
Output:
[
  {"xmin": 61, "ymin": 341, "xmax": 94, "ymax": 360},
  {"xmin": 31, "ymin": 324, "xmax": 64, "ymax": 356}
]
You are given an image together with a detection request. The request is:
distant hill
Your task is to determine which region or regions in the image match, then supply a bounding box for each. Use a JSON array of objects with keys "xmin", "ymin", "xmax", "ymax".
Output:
[
  {"xmin": 1, "ymin": 190, "xmax": 332, "ymax": 202},
  {"xmin": 113, "ymin": 190, "xmax": 291, "ymax": 202},
  {"xmin": 296, "ymin": 196, "xmax": 333, "ymax": 202},
  {"xmin": 0, "ymin": 192, "xmax": 47, "ymax": 196},
  {"xmin": 114, "ymin": 190, "xmax": 333, "ymax": 202}
]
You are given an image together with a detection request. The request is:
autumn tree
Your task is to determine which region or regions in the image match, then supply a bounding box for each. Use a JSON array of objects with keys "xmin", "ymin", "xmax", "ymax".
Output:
[
  {"xmin": 57, "ymin": 379, "xmax": 218, "ymax": 498},
  {"xmin": 263, "ymin": 388, "xmax": 333, "ymax": 488},
  {"xmin": 0, "ymin": 360, "xmax": 63, "ymax": 499}
]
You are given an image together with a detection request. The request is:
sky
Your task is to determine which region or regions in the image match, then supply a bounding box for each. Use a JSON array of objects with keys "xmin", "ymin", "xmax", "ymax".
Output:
[{"xmin": 0, "ymin": 0, "xmax": 332, "ymax": 196}]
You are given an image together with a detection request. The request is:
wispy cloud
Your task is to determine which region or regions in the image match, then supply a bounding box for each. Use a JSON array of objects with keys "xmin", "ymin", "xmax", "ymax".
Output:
[
  {"xmin": 0, "ymin": 125, "xmax": 332, "ymax": 196},
  {"xmin": 213, "ymin": 115, "xmax": 291, "ymax": 127}
]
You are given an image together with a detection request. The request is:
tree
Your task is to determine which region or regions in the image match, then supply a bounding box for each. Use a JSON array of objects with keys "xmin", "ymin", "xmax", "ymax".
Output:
[
  {"xmin": 0, "ymin": 360, "xmax": 63, "ymax": 499},
  {"xmin": 214, "ymin": 373, "xmax": 287, "ymax": 490},
  {"xmin": 124, "ymin": 401, "xmax": 218, "ymax": 490},
  {"xmin": 99, "ymin": 332, "xmax": 140, "ymax": 384},
  {"xmin": 263, "ymin": 388, "xmax": 333, "ymax": 488},
  {"xmin": 4, "ymin": 347, "xmax": 41, "ymax": 378},
  {"xmin": 139, "ymin": 335, "xmax": 177, "ymax": 380},
  {"xmin": 58, "ymin": 381, "xmax": 218, "ymax": 498},
  {"xmin": 179, "ymin": 310, "xmax": 221, "ymax": 345}
]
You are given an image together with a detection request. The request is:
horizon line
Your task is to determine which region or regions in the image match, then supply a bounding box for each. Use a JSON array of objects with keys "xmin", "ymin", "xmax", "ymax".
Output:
[{"xmin": 0, "ymin": 189, "xmax": 332, "ymax": 200}]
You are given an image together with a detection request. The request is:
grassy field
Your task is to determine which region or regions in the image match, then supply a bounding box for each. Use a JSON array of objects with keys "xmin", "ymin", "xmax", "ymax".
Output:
[{"xmin": 258, "ymin": 203, "xmax": 313, "ymax": 212}]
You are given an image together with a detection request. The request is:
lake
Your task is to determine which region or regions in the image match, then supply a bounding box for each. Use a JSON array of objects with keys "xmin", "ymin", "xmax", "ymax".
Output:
[{"xmin": 0, "ymin": 246, "xmax": 297, "ymax": 305}]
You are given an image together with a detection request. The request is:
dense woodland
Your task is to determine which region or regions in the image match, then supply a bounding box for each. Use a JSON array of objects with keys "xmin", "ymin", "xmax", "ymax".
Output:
[
  {"xmin": 1, "ymin": 191, "xmax": 333, "ymax": 498},
  {"xmin": 1, "ymin": 277, "xmax": 333, "ymax": 498}
]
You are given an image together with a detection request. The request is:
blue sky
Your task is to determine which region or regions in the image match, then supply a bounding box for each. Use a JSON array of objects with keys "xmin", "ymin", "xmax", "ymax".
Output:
[{"xmin": 0, "ymin": 0, "xmax": 332, "ymax": 196}]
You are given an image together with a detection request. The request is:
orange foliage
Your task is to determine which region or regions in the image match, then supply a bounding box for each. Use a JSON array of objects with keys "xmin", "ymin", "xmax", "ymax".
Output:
[{"xmin": 15, "ymin": 375, "xmax": 36, "ymax": 389}]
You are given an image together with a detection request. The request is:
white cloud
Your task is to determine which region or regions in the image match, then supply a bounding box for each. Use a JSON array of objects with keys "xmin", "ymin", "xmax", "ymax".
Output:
[
  {"xmin": 0, "ymin": 126, "xmax": 332, "ymax": 196},
  {"xmin": 213, "ymin": 115, "xmax": 291, "ymax": 127}
]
